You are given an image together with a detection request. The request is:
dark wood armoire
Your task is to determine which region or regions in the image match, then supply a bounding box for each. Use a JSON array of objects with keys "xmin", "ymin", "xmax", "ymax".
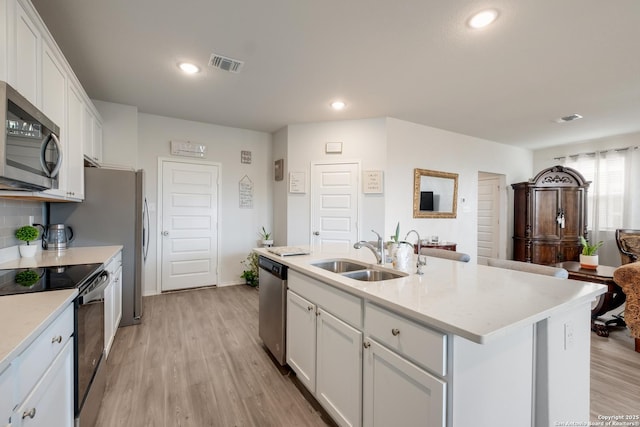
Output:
[{"xmin": 512, "ymin": 165, "xmax": 590, "ymax": 265}]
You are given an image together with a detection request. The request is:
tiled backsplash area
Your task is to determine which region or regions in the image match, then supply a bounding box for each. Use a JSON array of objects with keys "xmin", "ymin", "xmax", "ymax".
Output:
[{"xmin": 0, "ymin": 199, "xmax": 44, "ymax": 249}]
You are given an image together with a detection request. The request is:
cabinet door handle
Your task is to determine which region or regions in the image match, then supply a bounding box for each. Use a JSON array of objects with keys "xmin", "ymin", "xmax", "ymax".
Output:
[
  {"xmin": 23, "ymin": 408, "xmax": 36, "ymax": 419},
  {"xmin": 391, "ymin": 328, "xmax": 400, "ymax": 336},
  {"xmin": 307, "ymin": 306, "xmax": 313, "ymax": 311},
  {"xmin": 51, "ymin": 335, "xmax": 63, "ymax": 344},
  {"xmin": 363, "ymin": 341, "xmax": 371, "ymax": 349}
]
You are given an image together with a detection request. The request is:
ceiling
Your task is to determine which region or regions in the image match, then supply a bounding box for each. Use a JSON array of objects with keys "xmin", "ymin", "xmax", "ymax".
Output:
[{"xmin": 31, "ymin": 0, "xmax": 640, "ymax": 150}]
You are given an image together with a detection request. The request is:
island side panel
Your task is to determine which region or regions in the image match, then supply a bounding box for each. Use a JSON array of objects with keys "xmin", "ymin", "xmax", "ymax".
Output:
[
  {"xmin": 451, "ymin": 325, "xmax": 534, "ymax": 426},
  {"xmin": 534, "ymin": 301, "xmax": 591, "ymax": 427}
]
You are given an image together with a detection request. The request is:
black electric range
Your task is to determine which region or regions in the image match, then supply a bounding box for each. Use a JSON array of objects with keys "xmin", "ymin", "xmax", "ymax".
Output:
[{"xmin": 0, "ymin": 263, "xmax": 103, "ymax": 296}]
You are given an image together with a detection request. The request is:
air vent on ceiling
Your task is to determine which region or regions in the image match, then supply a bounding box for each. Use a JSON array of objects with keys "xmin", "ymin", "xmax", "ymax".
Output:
[
  {"xmin": 555, "ymin": 113, "xmax": 583, "ymax": 123},
  {"xmin": 208, "ymin": 53, "xmax": 244, "ymax": 73}
]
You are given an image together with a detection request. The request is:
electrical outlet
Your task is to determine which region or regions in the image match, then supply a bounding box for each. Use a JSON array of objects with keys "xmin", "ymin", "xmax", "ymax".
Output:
[
  {"xmin": 28, "ymin": 215, "xmax": 34, "ymax": 225},
  {"xmin": 564, "ymin": 321, "xmax": 574, "ymax": 350}
]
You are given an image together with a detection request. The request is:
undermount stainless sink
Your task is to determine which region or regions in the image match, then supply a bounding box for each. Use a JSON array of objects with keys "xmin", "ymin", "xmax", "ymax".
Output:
[
  {"xmin": 312, "ymin": 259, "xmax": 369, "ymax": 273},
  {"xmin": 342, "ymin": 269, "xmax": 406, "ymax": 282}
]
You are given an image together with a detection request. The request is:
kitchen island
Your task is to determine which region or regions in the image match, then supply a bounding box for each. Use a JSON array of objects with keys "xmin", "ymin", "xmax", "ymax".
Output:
[{"xmin": 255, "ymin": 247, "xmax": 606, "ymax": 427}]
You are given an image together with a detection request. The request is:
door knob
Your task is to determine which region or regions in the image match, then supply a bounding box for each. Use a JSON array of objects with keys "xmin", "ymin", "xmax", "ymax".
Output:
[
  {"xmin": 313, "ymin": 231, "xmax": 320, "ymax": 236},
  {"xmin": 162, "ymin": 231, "xmax": 169, "ymax": 236}
]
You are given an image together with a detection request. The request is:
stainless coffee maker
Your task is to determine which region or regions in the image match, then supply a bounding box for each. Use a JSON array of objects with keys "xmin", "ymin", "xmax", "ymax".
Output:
[{"xmin": 36, "ymin": 223, "xmax": 74, "ymax": 250}]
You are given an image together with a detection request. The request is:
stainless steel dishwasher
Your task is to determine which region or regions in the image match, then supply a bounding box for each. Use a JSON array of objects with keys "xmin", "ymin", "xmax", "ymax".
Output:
[{"xmin": 258, "ymin": 255, "xmax": 288, "ymax": 365}]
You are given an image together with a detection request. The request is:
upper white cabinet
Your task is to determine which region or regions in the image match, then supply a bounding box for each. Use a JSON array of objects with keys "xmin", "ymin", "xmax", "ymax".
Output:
[
  {"xmin": 0, "ymin": 0, "xmax": 102, "ymax": 201},
  {"xmin": 12, "ymin": 0, "xmax": 39, "ymax": 105},
  {"xmin": 83, "ymin": 105, "xmax": 102, "ymax": 165}
]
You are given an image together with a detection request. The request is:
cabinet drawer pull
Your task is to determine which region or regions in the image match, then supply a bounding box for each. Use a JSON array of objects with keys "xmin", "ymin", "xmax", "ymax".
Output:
[
  {"xmin": 23, "ymin": 408, "xmax": 36, "ymax": 419},
  {"xmin": 363, "ymin": 341, "xmax": 371, "ymax": 349},
  {"xmin": 391, "ymin": 328, "xmax": 400, "ymax": 336},
  {"xmin": 51, "ymin": 335, "xmax": 63, "ymax": 344}
]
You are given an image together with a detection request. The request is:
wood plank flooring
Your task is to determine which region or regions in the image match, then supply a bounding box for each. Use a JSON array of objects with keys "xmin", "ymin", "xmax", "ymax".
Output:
[
  {"xmin": 96, "ymin": 286, "xmax": 330, "ymax": 427},
  {"xmin": 96, "ymin": 285, "xmax": 640, "ymax": 426}
]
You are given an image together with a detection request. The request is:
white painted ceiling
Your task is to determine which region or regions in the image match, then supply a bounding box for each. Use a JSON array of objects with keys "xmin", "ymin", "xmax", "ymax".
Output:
[{"xmin": 31, "ymin": 0, "xmax": 640, "ymax": 149}]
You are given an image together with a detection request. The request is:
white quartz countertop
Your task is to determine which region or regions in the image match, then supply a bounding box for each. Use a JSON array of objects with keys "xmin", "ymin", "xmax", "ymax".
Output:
[
  {"xmin": 0, "ymin": 245, "xmax": 122, "ymax": 373},
  {"xmin": 0, "ymin": 245, "xmax": 122, "ymax": 269},
  {"xmin": 0, "ymin": 289, "xmax": 77, "ymax": 373},
  {"xmin": 255, "ymin": 247, "xmax": 607, "ymax": 344}
]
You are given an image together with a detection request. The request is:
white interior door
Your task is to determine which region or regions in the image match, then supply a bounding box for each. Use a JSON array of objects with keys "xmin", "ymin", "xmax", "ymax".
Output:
[
  {"xmin": 477, "ymin": 172, "xmax": 504, "ymax": 265},
  {"xmin": 311, "ymin": 163, "xmax": 359, "ymax": 251},
  {"xmin": 160, "ymin": 160, "xmax": 219, "ymax": 291}
]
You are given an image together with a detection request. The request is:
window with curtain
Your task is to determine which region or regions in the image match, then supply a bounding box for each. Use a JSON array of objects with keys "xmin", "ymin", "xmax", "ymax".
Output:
[{"xmin": 561, "ymin": 147, "xmax": 638, "ymax": 236}]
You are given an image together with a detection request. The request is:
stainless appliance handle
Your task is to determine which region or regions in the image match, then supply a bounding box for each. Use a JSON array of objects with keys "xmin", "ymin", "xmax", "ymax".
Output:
[
  {"xmin": 78, "ymin": 271, "xmax": 110, "ymax": 304},
  {"xmin": 143, "ymin": 197, "xmax": 150, "ymax": 262},
  {"xmin": 39, "ymin": 133, "xmax": 63, "ymax": 178}
]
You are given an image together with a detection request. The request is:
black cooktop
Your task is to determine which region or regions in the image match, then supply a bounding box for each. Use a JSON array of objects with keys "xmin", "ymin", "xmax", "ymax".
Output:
[{"xmin": 0, "ymin": 263, "xmax": 103, "ymax": 296}]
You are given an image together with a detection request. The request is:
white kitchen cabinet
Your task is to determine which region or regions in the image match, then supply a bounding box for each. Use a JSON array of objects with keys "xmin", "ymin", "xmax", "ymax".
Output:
[
  {"xmin": 10, "ymin": 303, "xmax": 74, "ymax": 427},
  {"xmin": 13, "ymin": 339, "xmax": 73, "ymax": 427},
  {"xmin": 83, "ymin": 106, "xmax": 102, "ymax": 165},
  {"xmin": 286, "ymin": 290, "xmax": 316, "ymax": 391},
  {"xmin": 0, "ymin": 0, "xmax": 101, "ymax": 201},
  {"xmin": 0, "ymin": 364, "xmax": 15, "ymax": 426},
  {"xmin": 11, "ymin": 0, "xmax": 39, "ymax": 106},
  {"xmin": 316, "ymin": 308, "xmax": 362, "ymax": 427},
  {"xmin": 104, "ymin": 252, "xmax": 123, "ymax": 358},
  {"xmin": 287, "ymin": 270, "xmax": 363, "ymax": 427},
  {"xmin": 63, "ymin": 82, "xmax": 85, "ymax": 200},
  {"xmin": 363, "ymin": 339, "xmax": 445, "ymax": 427}
]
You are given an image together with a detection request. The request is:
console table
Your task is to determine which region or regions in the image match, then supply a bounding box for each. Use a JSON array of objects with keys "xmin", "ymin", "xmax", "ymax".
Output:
[
  {"xmin": 414, "ymin": 241, "xmax": 457, "ymax": 254},
  {"xmin": 555, "ymin": 261, "xmax": 626, "ymax": 337}
]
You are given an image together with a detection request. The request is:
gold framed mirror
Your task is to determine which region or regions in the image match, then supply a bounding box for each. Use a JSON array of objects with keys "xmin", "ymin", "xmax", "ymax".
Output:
[{"xmin": 413, "ymin": 168, "xmax": 458, "ymax": 218}]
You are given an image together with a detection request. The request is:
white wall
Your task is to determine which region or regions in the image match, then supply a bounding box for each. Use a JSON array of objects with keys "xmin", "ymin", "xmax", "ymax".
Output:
[
  {"xmin": 93, "ymin": 100, "xmax": 139, "ymax": 168},
  {"xmin": 385, "ymin": 118, "xmax": 533, "ymax": 260},
  {"xmin": 137, "ymin": 113, "xmax": 272, "ymax": 294},
  {"xmin": 283, "ymin": 118, "xmax": 387, "ymax": 246}
]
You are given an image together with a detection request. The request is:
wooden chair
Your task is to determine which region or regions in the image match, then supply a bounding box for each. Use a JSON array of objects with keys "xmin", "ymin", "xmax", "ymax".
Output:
[
  {"xmin": 486, "ymin": 258, "xmax": 569, "ymax": 279},
  {"xmin": 613, "ymin": 262, "xmax": 640, "ymax": 352},
  {"xmin": 420, "ymin": 248, "xmax": 471, "ymax": 262},
  {"xmin": 615, "ymin": 229, "xmax": 640, "ymax": 265}
]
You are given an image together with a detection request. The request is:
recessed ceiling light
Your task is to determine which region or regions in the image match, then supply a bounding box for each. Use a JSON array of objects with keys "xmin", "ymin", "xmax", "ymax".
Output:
[
  {"xmin": 331, "ymin": 101, "xmax": 346, "ymax": 110},
  {"xmin": 178, "ymin": 62, "xmax": 200, "ymax": 74},
  {"xmin": 468, "ymin": 9, "xmax": 499, "ymax": 29}
]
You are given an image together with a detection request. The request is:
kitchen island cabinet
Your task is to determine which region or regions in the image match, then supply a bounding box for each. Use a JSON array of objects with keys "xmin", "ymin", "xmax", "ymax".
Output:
[
  {"xmin": 287, "ymin": 270, "xmax": 362, "ymax": 427},
  {"xmin": 257, "ymin": 247, "xmax": 605, "ymax": 427}
]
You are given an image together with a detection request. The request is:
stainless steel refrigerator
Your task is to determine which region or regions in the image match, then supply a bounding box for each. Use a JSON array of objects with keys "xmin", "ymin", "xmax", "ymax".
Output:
[{"xmin": 49, "ymin": 167, "xmax": 149, "ymax": 326}]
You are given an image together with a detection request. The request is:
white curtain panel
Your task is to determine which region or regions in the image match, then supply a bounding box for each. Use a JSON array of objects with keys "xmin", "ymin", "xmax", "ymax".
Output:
[{"xmin": 562, "ymin": 147, "xmax": 638, "ymax": 266}]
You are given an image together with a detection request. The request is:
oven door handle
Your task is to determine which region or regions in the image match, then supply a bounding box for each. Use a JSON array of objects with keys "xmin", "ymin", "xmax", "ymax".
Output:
[{"xmin": 78, "ymin": 271, "xmax": 110, "ymax": 304}]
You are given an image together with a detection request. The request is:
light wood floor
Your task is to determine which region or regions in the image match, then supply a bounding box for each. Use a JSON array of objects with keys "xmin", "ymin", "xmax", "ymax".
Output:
[
  {"xmin": 96, "ymin": 285, "xmax": 640, "ymax": 426},
  {"xmin": 96, "ymin": 285, "xmax": 330, "ymax": 427}
]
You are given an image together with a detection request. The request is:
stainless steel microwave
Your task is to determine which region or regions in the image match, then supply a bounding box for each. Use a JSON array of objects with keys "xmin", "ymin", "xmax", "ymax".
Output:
[{"xmin": 0, "ymin": 81, "xmax": 62, "ymax": 191}]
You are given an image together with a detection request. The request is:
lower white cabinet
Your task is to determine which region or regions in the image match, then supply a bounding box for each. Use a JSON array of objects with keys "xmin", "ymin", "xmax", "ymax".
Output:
[
  {"xmin": 316, "ymin": 308, "xmax": 362, "ymax": 427},
  {"xmin": 13, "ymin": 339, "xmax": 73, "ymax": 427},
  {"xmin": 104, "ymin": 252, "xmax": 123, "ymax": 358},
  {"xmin": 8, "ymin": 303, "xmax": 74, "ymax": 427},
  {"xmin": 362, "ymin": 339, "xmax": 445, "ymax": 427},
  {"xmin": 1, "ymin": 364, "xmax": 15, "ymax": 426},
  {"xmin": 286, "ymin": 283, "xmax": 362, "ymax": 427},
  {"xmin": 286, "ymin": 290, "xmax": 316, "ymax": 391}
]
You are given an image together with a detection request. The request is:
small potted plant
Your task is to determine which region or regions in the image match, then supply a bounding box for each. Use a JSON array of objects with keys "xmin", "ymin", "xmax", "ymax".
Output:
[
  {"xmin": 259, "ymin": 226, "xmax": 273, "ymax": 247},
  {"xmin": 15, "ymin": 225, "xmax": 39, "ymax": 257},
  {"xmin": 241, "ymin": 251, "xmax": 259, "ymax": 287},
  {"xmin": 579, "ymin": 236, "xmax": 603, "ymax": 270},
  {"xmin": 387, "ymin": 222, "xmax": 400, "ymax": 263}
]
